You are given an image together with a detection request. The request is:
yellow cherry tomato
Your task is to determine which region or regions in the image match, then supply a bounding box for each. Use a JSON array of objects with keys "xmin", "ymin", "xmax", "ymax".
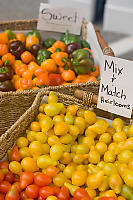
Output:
[
  {"xmin": 63, "ymin": 164, "xmax": 76, "ymax": 179},
  {"xmin": 21, "ymin": 157, "xmax": 38, "ymax": 172},
  {"xmin": 123, "ymin": 126, "xmax": 131, "ymax": 137},
  {"xmin": 30, "ymin": 121, "xmax": 41, "ymax": 131},
  {"xmin": 71, "ymin": 144, "xmax": 78, "ymax": 153},
  {"xmin": 99, "ymin": 133, "xmax": 111, "ymax": 144},
  {"xmin": 35, "ymin": 132, "xmax": 47, "ymax": 143},
  {"xmin": 54, "ymin": 121, "xmax": 69, "ymax": 136},
  {"xmin": 39, "ymin": 104, "xmax": 46, "ymax": 113},
  {"xmin": 29, "ymin": 141, "xmax": 43, "ymax": 157},
  {"xmin": 86, "ymin": 171, "xmax": 104, "ymax": 189},
  {"xmin": 60, "ymin": 152, "xmax": 72, "ymax": 164},
  {"xmin": 85, "ymin": 188, "xmax": 96, "ymax": 199},
  {"xmin": 53, "ymin": 173, "xmax": 66, "ymax": 187},
  {"xmin": 39, "ymin": 116, "xmax": 53, "ymax": 133},
  {"xmin": 53, "ymin": 115, "xmax": 64, "ymax": 124},
  {"xmin": 46, "ymin": 196, "xmax": 57, "ymax": 200},
  {"xmin": 37, "ymin": 113, "xmax": 47, "ymax": 121},
  {"xmin": 60, "ymin": 134, "xmax": 73, "ymax": 144},
  {"xmin": 44, "ymin": 103, "xmax": 62, "ymax": 117},
  {"xmin": 19, "ymin": 147, "xmax": 31, "ymax": 158},
  {"xmin": 123, "ymin": 169, "xmax": 133, "ymax": 188},
  {"xmin": 97, "ymin": 161, "xmax": 105, "ymax": 169},
  {"xmin": 66, "ymin": 105, "xmax": 78, "ymax": 116},
  {"xmin": 27, "ymin": 131, "xmax": 36, "ymax": 142},
  {"xmin": 64, "ymin": 113, "xmax": 74, "ymax": 125},
  {"xmin": 108, "ymin": 173, "xmax": 122, "ymax": 194},
  {"xmin": 85, "ymin": 128, "xmax": 97, "ymax": 138},
  {"xmin": 88, "ymin": 150, "xmax": 100, "ymax": 164},
  {"xmin": 95, "ymin": 142, "xmax": 107, "ymax": 155},
  {"xmin": 88, "ymin": 164, "xmax": 101, "ymax": 174},
  {"xmin": 84, "ymin": 110, "xmax": 97, "ymax": 125},
  {"xmin": 69, "ymin": 125, "xmax": 80, "ymax": 136},
  {"xmin": 98, "ymin": 176, "xmax": 108, "ymax": 192},
  {"xmin": 87, "ymin": 119, "xmax": 109, "ymax": 134},
  {"xmin": 42, "ymin": 143, "xmax": 50, "ymax": 154},
  {"xmin": 100, "ymin": 190, "xmax": 117, "ymax": 198},
  {"xmin": 75, "ymin": 144, "xmax": 89, "ymax": 154},
  {"xmin": 82, "ymin": 136, "xmax": 95, "ymax": 148},
  {"xmin": 37, "ymin": 155, "xmax": 57, "ymax": 169},
  {"xmin": 117, "ymin": 196, "xmax": 126, "ymax": 200},
  {"xmin": 46, "ymin": 128, "xmax": 55, "ymax": 137},
  {"xmin": 50, "ymin": 144, "xmax": 64, "ymax": 160},
  {"xmin": 48, "ymin": 135, "xmax": 60, "ymax": 146},
  {"xmin": 118, "ymin": 149, "xmax": 133, "ymax": 163},
  {"xmin": 48, "ymin": 91, "xmax": 58, "ymax": 103},
  {"xmin": 113, "ymin": 131, "xmax": 127, "ymax": 143},
  {"xmin": 72, "ymin": 170, "xmax": 87, "ymax": 186},
  {"xmin": 129, "ymin": 124, "xmax": 133, "ymax": 137},
  {"xmin": 108, "ymin": 142, "xmax": 117, "ymax": 152},
  {"xmin": 74, "ymin": 117, "xmax": 86, "ymax": 135},
  {"xmin": 77, "ymin": 109, "xmax": 85, "ymax": 118},
  {"xmin": 112, "ymin": 118, "xmax": 124, "ymax": 132},
  {"xmin": 57, "ymin": 163, "xmax": 65, "ymax": 172},
  {"xmin": 104, "ymin": 151, "xmax": 116, "ymax": 163},
  {"xmin": 103, "ymin": 163, "xmax": 117, "ymax": 176},
  {"xmin": 9, "ymin": 161, "xmax": 22, "ymax": 175},
  {"xmin": 128, "ymin": 158, "xmax": 133, "ymax": 170},
  {"xmin": 17, "ymin": 137, "xmax": 28, "ymax": 148}
]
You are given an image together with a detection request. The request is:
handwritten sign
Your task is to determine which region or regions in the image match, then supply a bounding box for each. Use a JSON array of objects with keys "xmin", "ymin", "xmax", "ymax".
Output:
[
  {"xmin": 37, "ymin": 3, "xmax": 83, "ymax": 35},
  {"xmin": 97, "ymin": 55, "xmax": 133, "ymax": 118}
]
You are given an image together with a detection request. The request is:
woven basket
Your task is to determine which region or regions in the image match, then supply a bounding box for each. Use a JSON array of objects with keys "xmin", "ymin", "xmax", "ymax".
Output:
[
  {"xmin": 0, "ymin": 19, "xmax": 114, "ymax": 135},
  {"xmin": 0, "ymin": 88, "xmax": 132, "ymax": 160}
]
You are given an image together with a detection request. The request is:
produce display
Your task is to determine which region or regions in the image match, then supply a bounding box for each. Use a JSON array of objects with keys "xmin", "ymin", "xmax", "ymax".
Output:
[
  {"xmin": 0, "ymin": 30, "xmax": 99, "ymax": 91},
  {"xmin": 0, "ymin": 91, "xmax": 133, "ymax": 200}
]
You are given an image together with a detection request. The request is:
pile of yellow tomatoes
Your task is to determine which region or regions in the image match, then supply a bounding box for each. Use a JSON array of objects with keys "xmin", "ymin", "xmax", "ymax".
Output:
[{"xmin": 7, "ymin": 91, "xmax": 133, "ymax": 199}]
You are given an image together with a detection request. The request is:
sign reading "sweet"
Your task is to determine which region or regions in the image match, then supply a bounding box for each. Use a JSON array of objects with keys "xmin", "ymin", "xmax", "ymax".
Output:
[
  {"xmin": 97, "ymin": 55, "xmax": 133, "ymax": 118},
  {"xmin": 37, "ymin": 3, "xmax": 83, "ymax": 34}
]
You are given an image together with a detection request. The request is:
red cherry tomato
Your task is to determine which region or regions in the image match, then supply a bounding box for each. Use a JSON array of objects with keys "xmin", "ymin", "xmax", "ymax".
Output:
[
  {"xmin": 20, "ymin": 171, "xmax": 34, "ymax": 189},
  {"xmin": 25, "ymin": 184, "xmax": 39, "ymax": 199},
  {"xmin": 39, "ymin": 186, "xmax": 55, "ymax": 199},
  {"xmin": 73, "ymin": 188, "xmax": 91, "ymax": 200},
  {"xmin": 34, "ymin": 173, "xmax": 52, "ymax": 187},
  {"xmin": 98, "ymin": 198, "xmax": 116, "ymax": 200},
  {"xmin": 5, "ymin": 185, "xmax": 20, "ymax": 200},
  {"xmin": 38, "ymin": 196, "xmax": 45, "ymax": 200},
  {"xmin": 58, "ymin": 186, "xmax": 70, "ymax": 200},
  {"xmin": 0, "ymin": 181, "xmax": 11, "ymax": 193},
  {"xmin": 13, "ymin": 182, "xmax": 22, "ymax": 193},
  {"xmin": 52, "ymin": 186, "xmax": 60, "ymax": 196},
  {"xmin": 20, "ymin": 191, "xmax": 28, "ymax": 199},
  {"xmin": 0, "ymin": 161, "xmax": 9, "ymax": 169},
  {"xmin": 4, "ymin": 171, "xmax": 14, "ymax": 183},
  {"xmin": 0, "ymin": 171, "xmax": 4, "ymax": 183},
  {"xmin": 0, "ymin": 193, "xmax": 5, "ymax": 200}
]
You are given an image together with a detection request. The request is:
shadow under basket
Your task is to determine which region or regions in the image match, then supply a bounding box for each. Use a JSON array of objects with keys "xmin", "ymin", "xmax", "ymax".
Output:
[{"xmin": 0, "ymin": 90, "xmax": 132, "ymax": 160}]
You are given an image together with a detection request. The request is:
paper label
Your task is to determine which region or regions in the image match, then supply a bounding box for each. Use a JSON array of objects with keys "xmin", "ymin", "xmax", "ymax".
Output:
[
  {"xmin": 37, "ymin": 3, "xmax": 83, "ymax": 35},
  {"xmin": 97, "ymin": 55, "xmax": 133, "ymax": 118}
]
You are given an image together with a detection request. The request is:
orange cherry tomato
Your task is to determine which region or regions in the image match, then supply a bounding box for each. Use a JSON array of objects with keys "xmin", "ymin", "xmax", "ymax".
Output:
[
  {"xmin": 20, "ymin": 191, "xmax": 28, "ymax": 200},
  {"xmin": 0, "ymin": 33, "xmax": 8, "ymax": 44},
  {"xmin": 34, "ymin": 173, "xmax": 52, "ymax": 187},
  {"xmin": 0, "ymin": 193, "xmax": 5, "ymax": 200},
  {"xmin": 25, "ymin": 184, "xmax": 39, "ymax": 199},
  {"xmin": 61, "ymin": 69, "xmax": 75, "ymax": 82},
  {"xmin": 21, "ymin": 51, "xmax": 34, "ymax": 64},
  {"xmin": 12, "ymin": 182, "xmax": 22, "ymax": 193},
  {"xmin": 89, "ymin": 66, "xmax": 100, "ymax": 77},
  {"xmin": 16, "ymin": 33, "xmax": 26, "ymax": 43},
  {"xmin": 15, "ymin": 64, "xmax": 28, "ymax": 76},
  {"xmin": 26, "ymin": 35, "xmax": 39, "ymax": 49},
  {"xmin": 39, "ymin": 186, "xmax": 55, "ymax": 199},
  {"xmin": 45, "ymin": 166, "xmax": 58, "ymax": 177},
  {"xmin": 58, "ymin": 186, "xmax": 70, "ymax": 200},
  {"xmin": 5, "ymin": 185, "xmax": 20, "ymax": 200},
  {"xmin": 0, "ymin": 171, "xmax": 4, "ymax": 183},
  {"xmin": 22, "ymin": 70, "xmax": 33, "ymax": 80},
  {"xmin": 0, "ymin": 44, "xmax": 8, "ymax": 56},
  {"xmin": 41, "ymin": 59, "xmax": 57, "ymax": 73},
  {"xmin": 34, "ymin": 67, "xmax": 45, "ymax": 77},
  {"xmin": 2, "ymin": 53, "xmax": 15, "ymax": 65}
]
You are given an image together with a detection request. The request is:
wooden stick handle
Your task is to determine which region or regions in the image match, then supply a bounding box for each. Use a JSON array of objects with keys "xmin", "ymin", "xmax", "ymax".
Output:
[{"xmin": 74, "ymin": 89, "xmax": 98, "ymax": 104}]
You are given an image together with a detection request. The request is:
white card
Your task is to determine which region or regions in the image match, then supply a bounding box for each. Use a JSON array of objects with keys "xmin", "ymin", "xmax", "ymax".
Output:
[
  {"xmin": 37, "ymin": 3, "xmax": 83, "ymax": 35},
  {"xmin": 97, "ymin": 55, "xmax": 133, "ymax": 118}
]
